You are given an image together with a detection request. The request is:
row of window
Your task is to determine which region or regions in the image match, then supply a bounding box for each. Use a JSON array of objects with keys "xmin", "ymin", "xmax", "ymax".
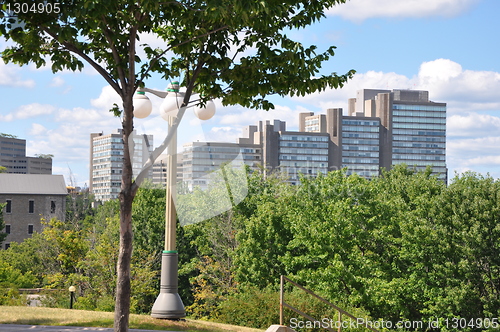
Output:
[
  {"xmin": 184, "ymin": 146, "xmax": 243, "ymax": 153},
  {"xmin": 342, "ymin": 132, "xmax": 379, "ymax": 139},
  {"xmin": 393, "ymin": 129, "xmax": 446, "ymax": 136},
  {"xmin": 279, "ymin": 141, "xmax": 328, "ymax": 148},
  {"xmin": 342, "ymin": 158, "xmax": 379, "ymax": 164},
  {"xmin": 279, "ymin": 148, "xmax": 328, "ymax": 155},
  {"xmin": 93, "ymin": 150, "xmax": 124, "ymax": 158},
  {"xmin": 393, "ymin": 123, "xmax": 446, "ymax": 130},
  {"xmin": 393, "ymin": 110, "xmax": 446, "ymax": 118},
  {"xmin": 279, "ymin": 161, "xmax": 328, "ymax": 168},
  {"xmin": 393, "ymin": 136, "xmax": 446, "ymax": 143},
  {"xmin": 342, "ymin": 139, "xmax": 380, "ymax": 145},
  {"xmin": 343, "ymin": 145, "xmax": 379, "ymax": 151},
  {"xmin": 305, "ymin": 119, "xmax": 320, "ymax": 126},
  {"xmin": 393, "ymin": 142, "xmax": 446, "ymax": 148},
  {"xmin": 342, "ymin": 151, "xmax": 380, "ymax": 158},
  {"xmin": 3, "ymin": 224, "xmax": 35, "ymax": 235},
  {"xmin": 280, "ymin": 155, "xmax": 328, "ymax": 161},
  {"xmin": 280, "ymin": 135, "xmax": 329, "ymax": 142},
  {"xmin": 342, "ymin": 120, "xmax": 380, "ymax": 126},
  {"xmin": 3, "ymin": 199, "xmax": 57, "ymax": 214},
  {"xmin": 305, "ymin": 125, "xmax": 320, "ymax": 132},
  {"xmin": 93, "ymin": 137, "xmax": 124, "ymax": 146},
  {"xmin": 93, "ymin": 144, "xmax": 124, "ymax": 152},
  {"xmin": 343, "ymin": 125, "xmax": 380, "ymax": 133},
  {"xmin": 392, "ymin": 154, "xmax": 446, "ymax": 161},
  {"xmin": 393, "ymin": 116, "xmax": 446, "ymax": 124},
  {"xmin": 392, "ymin": 159, "xmax": 446, "ymax": 167},
  {"xmin": 392, "ymin": 148, "xmax": 445, "ymax": 155},
  {"xmin": 393, "ymin": 104, "xmax": 446, "ymax": 112}
]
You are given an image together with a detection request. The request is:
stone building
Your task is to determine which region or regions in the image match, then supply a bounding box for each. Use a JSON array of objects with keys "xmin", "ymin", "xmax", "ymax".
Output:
[{"xmin": 0, "ymin": 174, "xmax": 67, "ymax": 249}]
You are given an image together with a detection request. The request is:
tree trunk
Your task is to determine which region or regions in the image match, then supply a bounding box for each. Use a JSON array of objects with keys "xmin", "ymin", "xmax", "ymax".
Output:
[{"xmin": 114, "ymin": 97, "xmax": 135, "ymax": 332}]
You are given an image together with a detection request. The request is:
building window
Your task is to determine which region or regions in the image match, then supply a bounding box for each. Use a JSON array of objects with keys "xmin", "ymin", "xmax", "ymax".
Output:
[
  {"xmin": 4, "ymin": 243, "xmax": 10, "ymax": 250},
  {"xmin": 5, "ymin": 200, "xmax": 11, "ymax": 213},
  {"xmin": 28, "ymin": 224, "xmax": 34, "ymax": 235},
  {"xmin": 51, "ymin": 201, "xmax": 56, "ymax": 214},
  {"xmin": 5, "ymin": 225, "xmax": 10, "ymax": 234},
  {"xmin": 28, "ymin": 200, "xmax": 34, "ymax": 214}
]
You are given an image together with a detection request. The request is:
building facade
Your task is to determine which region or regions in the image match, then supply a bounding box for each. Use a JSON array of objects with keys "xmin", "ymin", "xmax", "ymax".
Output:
[
  {"xmin": 0, "ymin": 174, "xmax": 67, "ymax": 249},
  {"xmin": 0, "ymin": 135, "xmax": 52, "ymax": 174},
  {"xmin": 90, "ymin": 130, "xmax": 153, "ymax": 201},
  {"xmin": 181, "ymin": 89, "xmax": 447, "ymax": 188},
  {"xmin": 89, "ymin": 89, "xmax": 447, "ymax": 196}
]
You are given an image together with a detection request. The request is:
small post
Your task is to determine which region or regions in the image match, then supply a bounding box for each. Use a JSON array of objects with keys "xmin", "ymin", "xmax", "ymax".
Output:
[
  {"xmin": 68, "ymin": 286, "xmax": 76, "ymax": 309},
  {"xmin": 280, "ymin": 275, "xmax": 284, "ymax": 326}
]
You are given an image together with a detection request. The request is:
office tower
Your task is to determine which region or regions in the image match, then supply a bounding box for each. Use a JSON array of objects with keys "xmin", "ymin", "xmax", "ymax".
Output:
[
  {"xmin": 90, "ymin": 129, "xmax": 153, "ymax": 201},
  {"xmin": 301, "ymin": 89, "xmax": 447, "ymax": 180},
  {"xmin": 0, "ymin": 135, "xmax": 52, "ymax": 174}
]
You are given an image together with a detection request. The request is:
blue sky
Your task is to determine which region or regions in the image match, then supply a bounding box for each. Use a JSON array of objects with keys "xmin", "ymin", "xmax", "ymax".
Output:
[{"xmin": 1, "ymin": 0, "xmax": 500, "ymax": 187}]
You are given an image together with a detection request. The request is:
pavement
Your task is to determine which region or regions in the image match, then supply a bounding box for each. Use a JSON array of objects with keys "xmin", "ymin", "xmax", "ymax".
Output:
[{"xmin": 0, "ymin": 325, "xmax": 178, "ymax": 332}]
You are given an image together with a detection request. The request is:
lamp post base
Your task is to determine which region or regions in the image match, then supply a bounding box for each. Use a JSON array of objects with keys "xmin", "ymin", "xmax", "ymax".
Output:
[
  {"xmin": 151, "ymin": 251, "xmax": 185, "ymax": 319},
  {"xmin": 151, "ymin": 292, "xmax": 185, "ymax": 319}
]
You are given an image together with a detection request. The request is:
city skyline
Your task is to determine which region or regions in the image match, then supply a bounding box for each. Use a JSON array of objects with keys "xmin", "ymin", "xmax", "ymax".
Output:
[{"xmin": 1, "ymin": 0, "xmax": 499, "ymax": 186}]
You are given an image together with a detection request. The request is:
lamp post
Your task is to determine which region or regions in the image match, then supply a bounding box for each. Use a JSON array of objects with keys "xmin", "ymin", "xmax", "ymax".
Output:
[
  {"xmin": 68, "ymin": 285, "xmax": 76, "ymax": 309},
  {"xmin": 133, "ymin": 82, "xmax": 215, "ymax": 319}
]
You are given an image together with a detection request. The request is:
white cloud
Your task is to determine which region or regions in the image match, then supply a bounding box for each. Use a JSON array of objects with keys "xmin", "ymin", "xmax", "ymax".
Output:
[
  {"xmin": 50, "ymin": 76, "xmax": 65, "ymax": 87},
  {"xmin": 0, "ymin": 62, "xmax": 36, "ymax": 88},
  {"xmin": 29, "ymin": 123, "xmax": 49, "ymax": 136},
  {"xmin": 0, "ymin": 103, "xmax": 55, "ymax": 122},
  {"xmin": 288, "ymin": 59, "xmax": 500, "ymax": 117},
  {"xmin": 448, "ymin": 113, "xmax": 500, "ymax": 138},
  {"xmin": 417, "ymin": 59, "xmax": 500, "ymax": 106},
  {"xmin": 90, "ymin": 85, "xmax": 122, "ymax": 110},
  {"xmin": 327, "ymin": 0, "xmax": 480, "ymax": 22},
  {"xmin": 447, "ymin": 136, "xmax": 500, "ymax": 179}
]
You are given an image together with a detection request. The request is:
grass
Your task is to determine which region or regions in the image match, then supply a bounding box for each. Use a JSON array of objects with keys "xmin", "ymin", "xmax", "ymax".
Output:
[{"xmin": 0, "ymin": 306, "xmax": 265, "ymax": 332}]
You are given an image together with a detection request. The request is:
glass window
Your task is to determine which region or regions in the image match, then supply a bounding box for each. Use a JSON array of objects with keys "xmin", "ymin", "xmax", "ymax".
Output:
[
  {"xmin": 5, "ymin": 200, "xmax": 11, "ymax": 213},
  {"xmin": 28, "ymin": 224, "xmax": 34, "ymax": 234},
  {"xmin": 28, "ymin": 200, "xmax": 34, "ymax": 214}
]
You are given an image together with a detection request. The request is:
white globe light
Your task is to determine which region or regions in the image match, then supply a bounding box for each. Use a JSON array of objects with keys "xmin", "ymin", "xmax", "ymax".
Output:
[
  {"xmin": 133, "ymin": 92, "xmax": 152, "ymax": 119},
  {"xmin": 194, "ymin": 100, "xmax": 216, "ymax": 120},
  {"xmin": 160, "ymin": 92, "xmax": 184, "ymax": 120}
]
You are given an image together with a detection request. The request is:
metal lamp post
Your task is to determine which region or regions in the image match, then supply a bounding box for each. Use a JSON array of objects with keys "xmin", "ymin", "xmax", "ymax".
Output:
[
  {"xmin": 133, "ymin": 82, "xmax": 215, "ymax": 319},
  {"xmin": 68, "ymin": 285, "xmax": 76, "ymax": 309}
]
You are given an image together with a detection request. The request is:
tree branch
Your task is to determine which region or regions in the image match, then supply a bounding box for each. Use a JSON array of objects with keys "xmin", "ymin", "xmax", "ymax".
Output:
[
  {"xmin": 137, "ymin": 24, "xmax": 230, "ymax": 88},
  {"xmin": 132, "ymin": 54, "xmax": 206, "ymax": 192},
  {"xmin": 40, "ymin": 26, "xmax": 123, "ymax": 97},
  {"xmin": 101, "ymin": 16, "xmax": 128, "ymax": 92}
]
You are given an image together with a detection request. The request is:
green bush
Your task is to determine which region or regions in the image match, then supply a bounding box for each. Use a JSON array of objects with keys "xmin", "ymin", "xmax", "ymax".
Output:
[{"xmin": 216, "ymin": 285, "xmax": 374, "ymax": 331}]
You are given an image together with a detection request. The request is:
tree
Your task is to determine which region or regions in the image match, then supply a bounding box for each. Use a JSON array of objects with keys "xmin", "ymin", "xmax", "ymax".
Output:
[{"xmin": 0, "ymin": 1, "xmax": 354, "ymax": 330}]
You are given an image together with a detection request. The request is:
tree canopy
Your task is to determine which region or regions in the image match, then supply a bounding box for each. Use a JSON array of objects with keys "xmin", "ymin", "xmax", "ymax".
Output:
[{"xmin": 1, "ymin": 1, "xmax": 354, "ymax": 331}]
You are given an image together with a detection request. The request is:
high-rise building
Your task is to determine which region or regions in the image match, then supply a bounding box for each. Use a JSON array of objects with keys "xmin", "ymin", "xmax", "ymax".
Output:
[
  {"xmin": 301, "ymin": 89, "xmax": 447, "ymax": 180},
  {"xmin": 0, "ymin": 135, "xmax": 52, "ymax": 174},
  {"xmin": 91, "ymin": 89, "xmax": 446, "ymax": 196},
  {"xmin": 89, "ymin": 129, "xmax": 153, "ymax": 201}
]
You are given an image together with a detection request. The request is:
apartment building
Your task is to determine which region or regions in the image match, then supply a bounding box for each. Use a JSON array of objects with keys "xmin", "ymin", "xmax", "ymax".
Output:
[
  {"xmin": 0, "ymin": 135, "xmax": 52, "ymax": 174},
  {"xmin": 89, "ymin": 129, "xmax": 153, "ymax": 201}
]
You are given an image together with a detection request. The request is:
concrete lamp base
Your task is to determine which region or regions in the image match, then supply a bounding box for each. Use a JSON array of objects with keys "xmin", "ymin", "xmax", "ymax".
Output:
[
  {"xmin": 151, "ymin": 251, "xmax": 185, "ymax": 319},
  {"xmin": 151, "ymin": 292, "xmax": 185, "ymax": 319},
  {"xmin": 265, "ymin": 325, "xmax": 297, "ymax": 332}
]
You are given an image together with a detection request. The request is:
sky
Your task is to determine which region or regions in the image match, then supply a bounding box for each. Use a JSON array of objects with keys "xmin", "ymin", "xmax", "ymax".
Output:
[{"xmin": 1, "ymin": 0, "xmax": 500, "ymax": 187}]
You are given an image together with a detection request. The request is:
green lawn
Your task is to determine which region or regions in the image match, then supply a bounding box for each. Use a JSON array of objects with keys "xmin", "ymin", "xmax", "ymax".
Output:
[{"xmin": 0, "ymin": 306, "xmax": 264, "ymax": 332}]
